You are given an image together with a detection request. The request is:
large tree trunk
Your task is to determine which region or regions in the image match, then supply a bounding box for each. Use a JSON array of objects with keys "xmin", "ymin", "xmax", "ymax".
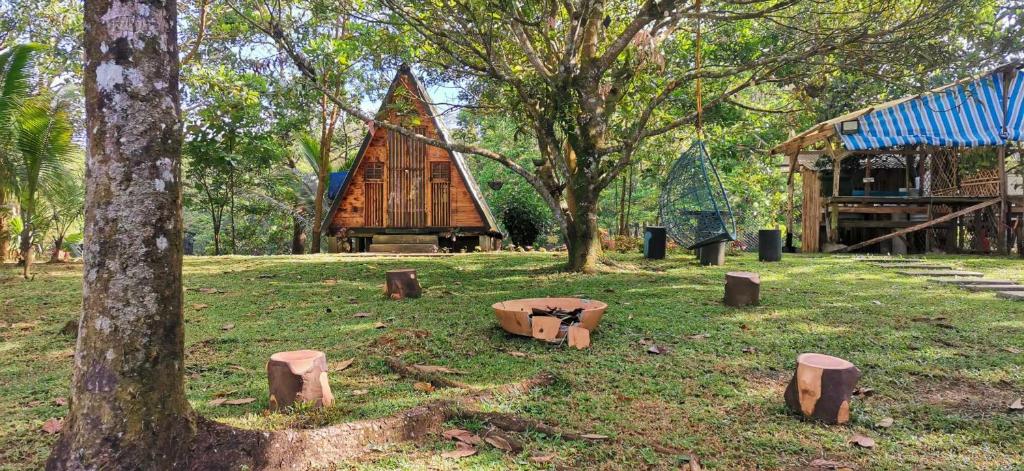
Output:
[
  {"xmin": 50, "ymin": 234, "xmax": 65, "ymax": 263},
  {"xmin": 291, "ymin": 215, "xmax": 306, "ymax": 254},
  {"xmin": 311, "ymin": 171, "xmax": 326, "ymax": 253},
  {"xmin": 47, "ymin": 0, "xmax": 194, "ymax": 468},
  {"xmin": 564, "ymin": 194, "xmax": 601, "ymax": 273}
]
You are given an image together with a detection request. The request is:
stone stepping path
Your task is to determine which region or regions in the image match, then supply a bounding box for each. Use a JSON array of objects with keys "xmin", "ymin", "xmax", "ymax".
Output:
[
  {"xmin": 959, "ymin": 284, "xmax": 1024, "ymax": 292},
  {"xmin": 997, "ymin": 291, "xmax": 1024, "ymax": 301},
  {"xmin": 857, "ymin": 256, "xmax": 1019, "ymax": 301},
  {"xmin": 870, "ymin": 262, "xmax": 952, "ymax": 269},
  {"xmin": 898, "ymin": 270, "xmax": 983, "ymax": 277},
  {"xmin": 930, "ymin": 278, "xmax": 1018, "ymax": 286}
]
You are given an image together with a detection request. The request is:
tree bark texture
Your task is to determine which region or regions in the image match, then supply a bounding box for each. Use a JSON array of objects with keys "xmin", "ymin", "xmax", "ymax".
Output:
[
  {"xmin": 47, "ymin": 0, "xmax": 194, "ymax": 468},
  {"xmin": 291, "ymin": 215, "xmax": 306, "ymax": 254}
]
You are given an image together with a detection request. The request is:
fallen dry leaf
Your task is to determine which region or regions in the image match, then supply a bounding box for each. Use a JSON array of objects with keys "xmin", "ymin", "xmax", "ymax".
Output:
[
  {"xmin": 440, "ymin": 442, "xmax": 477, "ymax": 459},
  {"xmin": 647, "ymin": 345, "xmax": 665, "ymax": 355},
  {"xmin": 198, "ymin": 288, "xmax": 220, "ymax": 294},
  {"xmin": 853, "ymin": 387, "xmax": 875, "ymax": 397},
  {"xmin": 207, "ymin": 398, "xmax": 227, "ymax": 407},
  {"xmin": 442, "ymin": 429, "xmax": 482, "ymax": 445},
  {"xmin": 581, "ymin": 433, "xmax": 609, "ymax": 440},
  {"xmin": 41, "ymin": 418, "xmax": 63, "ymax": 434},
  {"xmin": 54, "ymin": 397, "xmax": 67, "ymax": 406},
  {"xmin": 507, "ymin": 351, "xmax": 527, "ymax": 358},
  {"xmin": 1003, "ymin": 346, "xmax": 1022, "ymax": 354},
  {"xmin": 192, "ymin": 303, "xmax": 209, "ymax": 311},
  {"xmin": 227, "ymin": 364, "xmax": 247, "ymax": 372},
  {"xmin": 875, "ymin": 417, "xmax": 894, "ymax": 428},
  {"xmin": 373, "ymin": 322, "xmax": 387, "ymax": 329},
  {"xmin": 848, "ymin": 433, "xmax": 876, "ymax": 448},
  {"xmin": 223, "ymin": 397, "xmax": 256, "ymax": 406},
  {"xmin": 221, "ymin": 323, "xmax": 234, "ymax": 331},
  {"xmin": 411, "ymin": 364, "xmax": 464, "ymax": 375},
  {"xmin": 353, "ymin": 312, "xmax": 371, "ymax": 318},
  {"xmin": 686, "ymin": 333, "xmax": 710, "ymax": 340},
  {"xmin": 322, "ymin": 279, "xmax": 337, "ymax": 286},
  {"xmin": 1009, "ymin": 398, "xmax": 1023, "ymax": 410},
  {"xmin": 331, "ymin": 358, "xmax": 354, "ymax": 372},
  {"xmin": 529, "ymin": 453, "xmax": 556, "ymax": 463},
  {"xmin": 483, "ymin": 434, "xmax": 515, "ymax": 452},
  {"xmin": 413, "ymin": 382, "xmax": 436, "ymax": 393},
  {"xmin": 687, "ymin": 456, "xmax": 702, "ymax": 471},
  {"xmin": 351, "ymin": 389, "xmax": 369, "ymax": 396},
  {"xmin": 741, "ymin": 346, "xmax": 758, "ymax": 354}
]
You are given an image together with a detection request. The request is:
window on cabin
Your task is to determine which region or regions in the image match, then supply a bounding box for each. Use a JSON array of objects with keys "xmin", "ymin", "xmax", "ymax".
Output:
[
  {"xmin": 365, "ymin": 162, "xmax": 384, "ymax": 180},
  {"xmin": 431, "ymin": 162, "xmax": 450, "ymax": 181}
]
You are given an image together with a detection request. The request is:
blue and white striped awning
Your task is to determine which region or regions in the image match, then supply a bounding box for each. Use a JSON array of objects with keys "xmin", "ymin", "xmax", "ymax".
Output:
[
  {"xmin": 837, "ymin": 65, "xmax": 1024, "ymax": 151},
  {"xmin": 1007, "ymin": 68, "xmax": 1024, "ymax": 142}
]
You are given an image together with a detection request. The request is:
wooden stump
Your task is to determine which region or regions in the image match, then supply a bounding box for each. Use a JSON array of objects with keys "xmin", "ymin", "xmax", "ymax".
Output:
[
  {"xmin": 724, "ymin": 271, "xmax": 760, "ymax": 307},
  {"xmin": 386, "ymin": 269, "xmax": 422, "ymax": 299},
  {"xmin": 784, "ymin": 353, "xmax": 861, "ymax": 424},
  {"xmin": 267, "ymin": 350, "xmax": 335, "ymax": 410}
]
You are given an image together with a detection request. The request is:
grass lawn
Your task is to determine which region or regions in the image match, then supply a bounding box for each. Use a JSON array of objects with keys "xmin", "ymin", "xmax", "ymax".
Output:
[{"xmin": 1, "ymin": 252, "xmax": 1022, "ymax": 470}]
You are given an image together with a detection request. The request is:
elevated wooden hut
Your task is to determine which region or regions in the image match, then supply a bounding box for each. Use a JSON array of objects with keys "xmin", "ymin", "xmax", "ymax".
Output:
[
  {"xmin": 324, "ymin": 67, "xmax": 502, "ymax": 253},
  {"xmin": 774, "ymin": 62, "xmax": 1024, "ymax": 255}
]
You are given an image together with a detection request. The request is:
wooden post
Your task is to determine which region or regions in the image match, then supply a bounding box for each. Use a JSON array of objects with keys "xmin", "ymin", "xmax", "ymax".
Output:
[
  {"xmin": 826, "ymin": 137, "xmax": 842, "ymax": 244},
  {"xmin": 784, "ymin": 353, "xmax": 861, "ymax": 424},
  {"xmin": 267, "ymin": 350, "xmax": 334, "ymax": 410},
  {"xmin": 785, "ymin": 152, "xmax": 798, "ymax": 250},
  {"xmin": 998, "ymin": 144, "xmax": 1008, "ymax": 255},
  {"xmin": 386, "ymin": 269, "xmax": 422, "ymax": 299},
  {"xmin": 864, "ymin": 155, "xmax": 873, "ymax": 196}
]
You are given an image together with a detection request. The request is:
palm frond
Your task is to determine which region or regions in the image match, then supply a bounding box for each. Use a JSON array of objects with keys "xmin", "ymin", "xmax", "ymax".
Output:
[{"xmin": 293, "ymin": 132, "xmax": 322, "ymax": 173}]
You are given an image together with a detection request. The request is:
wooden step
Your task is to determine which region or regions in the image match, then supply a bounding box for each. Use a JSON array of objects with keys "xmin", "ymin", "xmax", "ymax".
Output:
[
  {"xmin": 372, "ymin": 234, "xmax": 439, "ymax": 245},
  {"xmin": 996, "ymin": 291, "xmax": 1024, "ymax": 301},
  {"xmin": 897, "ymin": 270, "xmax": 983, "ymax": 277},
  {"xmin": 930, "ymin": 278, "xmax": 1018, "ymax": 285},
  {"xmin": 368, "ymin": 243, "xmax": 439, "ymax": 254},
  {"xmin": 960, "ymin": 284, "xmax": 1024, "ymax": 292}
]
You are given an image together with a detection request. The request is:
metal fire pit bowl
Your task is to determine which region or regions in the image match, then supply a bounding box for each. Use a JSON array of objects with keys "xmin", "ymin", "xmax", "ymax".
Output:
[{"xmin": 492, "ymin": 297, "xmax": 608, "ymax": 338}]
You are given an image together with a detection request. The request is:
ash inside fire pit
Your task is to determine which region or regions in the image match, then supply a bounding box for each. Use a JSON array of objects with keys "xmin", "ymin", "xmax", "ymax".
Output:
[{"xmin": 530, "ymin": 306, "xmax": 584, "ymax": 325}]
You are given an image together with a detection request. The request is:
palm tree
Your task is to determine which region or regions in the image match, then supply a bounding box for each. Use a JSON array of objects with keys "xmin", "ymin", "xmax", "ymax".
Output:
[
  {"xmin": 46, "ymin": 170, "xmax": 84, "ymax": 262},
  {"xmin": 12, "ymin": 95, "xmax": 76, "ymax": 278},
  {"xmin": 296, "ymin": 131, "xmax": 329, "ymax": 253},
  {"xmin": 0, "ymin": 44, "xmax": 40, "ymax": 264}
]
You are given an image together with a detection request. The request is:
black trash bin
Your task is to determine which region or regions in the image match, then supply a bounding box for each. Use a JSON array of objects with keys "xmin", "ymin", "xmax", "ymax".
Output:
[
  {"xmin": 758, "ymin": 229, "xmax": 782, "ymax": 262},
  {"xmin": 643, "ymin": 226, "xmax": 667, "ymax": 259},
  {"xmin": 698, "ymin": 240, "xmax": 727, "ymax": 266}
]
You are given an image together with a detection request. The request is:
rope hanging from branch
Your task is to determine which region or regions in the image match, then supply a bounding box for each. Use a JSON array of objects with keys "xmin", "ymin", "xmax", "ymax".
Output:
[{"xmin": 657, "ymin": 0, "xmax": 737, "ymax": 249}]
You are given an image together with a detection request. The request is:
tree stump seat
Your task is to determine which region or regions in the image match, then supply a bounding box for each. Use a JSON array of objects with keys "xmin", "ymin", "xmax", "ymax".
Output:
[
  {"xmin": 267, "ymin": 350, "xmax": 334, "ymax": 410},
  {"xmin": 386, "ymin": 269, "xmax": 422, "ymax": 299},
  {"xmin": 724, "ymin": 271, "xmax": 760, "ymax": 307},
  {"xmin": 784, "ymin": 353, "xmax": 861, "ymax": 424}
]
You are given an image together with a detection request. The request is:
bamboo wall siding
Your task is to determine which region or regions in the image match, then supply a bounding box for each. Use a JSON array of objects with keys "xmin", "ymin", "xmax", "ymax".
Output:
[{"xmin": 329, "ymin": 76, "xmax": 487, "ymax": 232}]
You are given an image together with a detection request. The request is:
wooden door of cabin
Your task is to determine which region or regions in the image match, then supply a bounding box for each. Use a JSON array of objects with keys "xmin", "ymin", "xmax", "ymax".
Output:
[
  {"xmin": 386, "ymin": 128, "xmax": 426, "ymax": 227},
  {"xmin": 363, "ymin": 162, "xmax": 384, "ymax": 226},
  {"xmin": 430, "ymin": 162, "xmax": 451, "ymax": 226}
]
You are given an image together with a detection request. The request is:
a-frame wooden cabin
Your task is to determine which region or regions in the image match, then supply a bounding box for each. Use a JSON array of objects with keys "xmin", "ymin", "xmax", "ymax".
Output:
[{"xmin": 324, "ymin": 66, "xmax": 502, "ymax": 253}]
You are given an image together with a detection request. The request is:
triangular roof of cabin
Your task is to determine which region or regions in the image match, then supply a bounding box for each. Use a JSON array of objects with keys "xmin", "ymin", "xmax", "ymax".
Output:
[{"xmin": 322, "ymin": 65, "xmax": 500, "ymax": 234}]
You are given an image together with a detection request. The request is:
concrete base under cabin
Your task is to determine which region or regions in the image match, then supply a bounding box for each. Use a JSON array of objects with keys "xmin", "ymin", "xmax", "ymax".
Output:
[{"xmin": 329, "ymin": 232, "xmax": 500, "ymax": 254}]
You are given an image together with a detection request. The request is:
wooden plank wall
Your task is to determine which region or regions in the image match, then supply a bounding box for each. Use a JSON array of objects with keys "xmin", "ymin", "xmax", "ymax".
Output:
[
  {"xmin": 330, "ymin": 75, "xmax": 487, "ymax": 233},
  {"xmin": 801, "ymin": 168, "xmax": 822, "ymax": 252}
]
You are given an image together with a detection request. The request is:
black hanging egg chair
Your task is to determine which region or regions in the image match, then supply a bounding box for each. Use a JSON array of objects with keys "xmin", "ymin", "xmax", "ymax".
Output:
[
  {"xmin": 659, "ymin": 140, "xmax": 736, "ymax": 249},
  {"xmin": 657, "ymin": 0, "xmax": 735, "ymax": 250}
]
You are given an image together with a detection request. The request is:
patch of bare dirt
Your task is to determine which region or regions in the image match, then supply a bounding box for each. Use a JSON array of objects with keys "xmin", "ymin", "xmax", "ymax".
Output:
[{"xmin": 915, "ymin": 378, "xmax": 1019, "ymax": 416}]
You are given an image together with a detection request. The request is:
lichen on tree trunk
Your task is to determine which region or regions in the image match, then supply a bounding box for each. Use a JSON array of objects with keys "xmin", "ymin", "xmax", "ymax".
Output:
[{"xmin": 47, "ymin": 0, "xmax": 195, "ymax": 468}]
